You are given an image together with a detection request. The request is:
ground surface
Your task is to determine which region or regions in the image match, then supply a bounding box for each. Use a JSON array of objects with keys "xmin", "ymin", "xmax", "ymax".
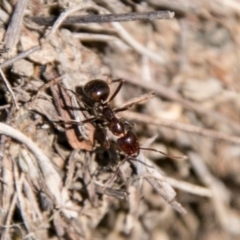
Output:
[{"xmin": 1, "ymin": 0, "xmax": 240, "ymax": 240}]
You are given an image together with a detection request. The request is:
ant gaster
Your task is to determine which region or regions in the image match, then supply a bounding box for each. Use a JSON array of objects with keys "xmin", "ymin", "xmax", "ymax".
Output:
[{"xmin": 83, "ymin": 79, "xmax": 140, "ymax": 157}]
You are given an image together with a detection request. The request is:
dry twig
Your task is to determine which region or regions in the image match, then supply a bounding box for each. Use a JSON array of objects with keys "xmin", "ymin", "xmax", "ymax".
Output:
[
  {"xmin": 0, "ymin": 46, "xmax": 40, "ymax": 69},
  {"xmin": 32, "ymin": 11, "xmax": 174, "ymax": 25},
  {"xmin": 0, "ymin": 68, "xmax": 18, "ymax": 109},
  {"xmin": 4, "ymin": 0, "xmax": 29, "ymax": 50}
]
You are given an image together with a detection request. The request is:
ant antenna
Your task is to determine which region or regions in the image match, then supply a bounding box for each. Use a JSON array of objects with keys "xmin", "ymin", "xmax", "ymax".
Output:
[
  {"xmin": 108, "ymin": 79, "xmax": 124, "ymax": 103},
  {"xmin": 139, "ymin": 147, "xmax": 188, "ymax": 161}
]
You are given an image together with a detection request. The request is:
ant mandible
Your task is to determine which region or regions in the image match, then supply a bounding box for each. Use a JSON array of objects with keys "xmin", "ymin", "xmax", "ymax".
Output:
[{"xmin": 83, "ymin": 79, "xmax": 140, "ymax": 157}]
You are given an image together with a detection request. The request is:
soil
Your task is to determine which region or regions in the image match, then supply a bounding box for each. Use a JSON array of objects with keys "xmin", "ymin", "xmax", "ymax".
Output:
[{"xmin": 1, "ymin": 1, "xmax": 240, "ymax": 239}]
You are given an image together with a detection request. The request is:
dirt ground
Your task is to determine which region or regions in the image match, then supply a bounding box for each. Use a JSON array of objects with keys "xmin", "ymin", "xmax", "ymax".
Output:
[{"xmin": 1, "ymin": 0, "xmax": 240, "ymax": 239}]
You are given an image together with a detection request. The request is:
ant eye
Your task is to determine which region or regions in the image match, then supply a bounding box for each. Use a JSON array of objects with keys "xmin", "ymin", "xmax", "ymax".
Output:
[{"xmin": 84, "ymin": 79, "xmax": 110, "ymax": 102}]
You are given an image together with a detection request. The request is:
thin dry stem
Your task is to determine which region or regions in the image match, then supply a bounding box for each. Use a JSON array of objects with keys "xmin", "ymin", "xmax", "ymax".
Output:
[
  {"xmin": 1, "ymin": 183, "xmax": 20, "ymax": 240},
  {"xmin": 134, "ymin": 174, "xmax": 212, "ymax": 197},
  {"xmin": 0, "ymin": 68, "xmax": 18, "ymax": 109},
  {"xmin": 31, "ymin": 11, "xmax": 174, "ymax": 25},
  {"xmin": 111, "ymin": 21, "xmax": 165, "ymax": 63},
  {"xmin": 73, "ymin": 33, "xmax": 121, "ymax": 42},
  {"xmin": 4, "ymin": 0, "xmax": 29, "ymax": 50},
  {"xmin": 47, "ymin": 3, "xmax": 95, "ymax": 38},
  {"xmin": 0, "ymin": 46, "xmax": 40, "ymax": 69}
]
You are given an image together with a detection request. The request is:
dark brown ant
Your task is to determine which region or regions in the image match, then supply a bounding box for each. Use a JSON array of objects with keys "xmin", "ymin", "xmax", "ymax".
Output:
[
  {"xmin": 81, "ymin": 79, "xmax": 185, "ymax": 161},
  {"xmin": 82, "ymin": 79, "xmax": 140, "ymax": 157}
]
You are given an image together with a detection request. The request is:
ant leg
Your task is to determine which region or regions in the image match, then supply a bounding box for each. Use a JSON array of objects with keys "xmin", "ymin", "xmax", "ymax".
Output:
[
  {"xmin": 53, "ymin": 116, "xmax": 97, "ymax": 131},
  {"xmin": 56, "ymin": 116, "xmax": 97, "ymax": 126},
  {"xmin": 95, "ymin": 126, "xmax": 110, "ymax": 149},
  {"xmin": 128, "ymin": 157, "xmax": 154, "ymax": 168},
  {"xmin": 30, "ymin": 76, "xmax": 62, "ymax": 108},
  {"xmin": 113, "ymin": 103, "xmax": 134, "ymax": 113},
  {"xmin": 108, "ymin": 78, "xmax": 124, "ymax": 102},
  {"xmin": 103, "ymin": 156, "xmax": 129, "ymax": 190},
  {"xmin": 103, "ymin": 155, "xmax": 155, "ymax": 191},
  {"xmin": 139, "ymin": 147, "xmax": 188, "ymax": 161},
  {"xmin": 60, "ymin": 84, "xmax": 91, "ymax": 111}
]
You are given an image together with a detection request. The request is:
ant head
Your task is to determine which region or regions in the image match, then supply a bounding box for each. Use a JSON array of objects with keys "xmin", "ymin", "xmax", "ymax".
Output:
[{"xmin": 83, "ymin": 79, "xmax": 110, "ymax": 102}]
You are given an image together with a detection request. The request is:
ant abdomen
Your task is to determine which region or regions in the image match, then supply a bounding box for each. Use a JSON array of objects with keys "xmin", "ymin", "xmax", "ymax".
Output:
[
  {"xmin": 117, "ymin": 131, "xmax": 140, "ymax": 157},
  {"xmin": 83, "ymin": 79, "xmax": 110, "ymax": 102}
]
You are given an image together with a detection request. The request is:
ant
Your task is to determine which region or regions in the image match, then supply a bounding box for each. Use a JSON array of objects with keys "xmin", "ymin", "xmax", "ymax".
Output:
[
  {"xmin": 82, "ymin": 79, "xmax": 140, "ymax": 157},
  {"xmin": 80, "ymin": 79, "xmax": 184, "ymax": 161}
]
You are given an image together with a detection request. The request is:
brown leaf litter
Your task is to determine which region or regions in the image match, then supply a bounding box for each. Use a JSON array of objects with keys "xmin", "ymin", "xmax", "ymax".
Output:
[{"xmin": 1, "ymin": 0, "xmax": 240, "ymax": 239}]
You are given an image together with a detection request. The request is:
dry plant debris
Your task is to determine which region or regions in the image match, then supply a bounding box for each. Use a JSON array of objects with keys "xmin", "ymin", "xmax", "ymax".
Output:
[{"xmin": 0, "ymin": 0, "xmax": 240, "ymax": 239}]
